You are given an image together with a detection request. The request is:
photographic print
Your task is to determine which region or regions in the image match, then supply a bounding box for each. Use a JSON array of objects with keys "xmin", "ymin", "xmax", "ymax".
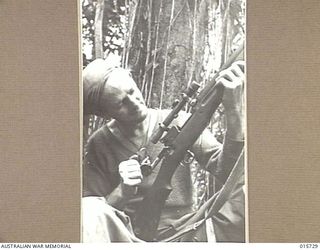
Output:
[
  {"xmin": 3, "ymin": 0, "xmax": 320, "ymax": 244},
  {"xmin": 81, "ymin": 0, "xmax": 246, "ymax": 242}
]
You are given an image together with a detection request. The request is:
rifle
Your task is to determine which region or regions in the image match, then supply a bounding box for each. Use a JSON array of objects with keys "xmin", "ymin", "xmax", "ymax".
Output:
[{"xmin": 133, "ymin": 43, "xmax": 244, "ymax": 241}]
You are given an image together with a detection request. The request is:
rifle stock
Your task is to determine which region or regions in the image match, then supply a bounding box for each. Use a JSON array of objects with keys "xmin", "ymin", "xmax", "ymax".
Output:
[{"xmin": 133, "ymin": 44, "xmax": 244, "ymax": 241}]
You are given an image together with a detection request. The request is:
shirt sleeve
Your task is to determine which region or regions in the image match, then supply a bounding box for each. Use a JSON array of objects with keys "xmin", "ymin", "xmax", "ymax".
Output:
[
  {"xmin": 83, "ymin": 128, "xmax": 120, "ymax": 197},
  {"xmin": 205, "ymin": 135, "xmax": 244, "ymax": 183},
  {"xmin": 192, "ymin": 128, "xmax": 244, "ymax": 184},
  {"xmin": 191, "ymin": 128, "xmax": 222, "ymax": 167},
  {"xmin": 174, "ymin": 110, "xmax": 243, "ymax": 183}
]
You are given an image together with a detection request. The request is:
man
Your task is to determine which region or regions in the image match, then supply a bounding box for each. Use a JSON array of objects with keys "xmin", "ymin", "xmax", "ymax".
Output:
[{"xmin": 82, "ymin": 57, "xmax": 245, "ymax": 242}]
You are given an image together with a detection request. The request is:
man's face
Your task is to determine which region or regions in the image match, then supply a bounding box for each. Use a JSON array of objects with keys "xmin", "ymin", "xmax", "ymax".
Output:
[{"xmin": 100, "ymin": 69, "xmax": 148, "ymax": 124}]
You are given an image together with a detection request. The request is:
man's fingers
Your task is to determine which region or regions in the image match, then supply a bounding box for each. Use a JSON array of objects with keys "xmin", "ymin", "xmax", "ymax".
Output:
[
  {"xmin": 230, "ymin": 64, "xmax": 245, "ymax": 79},
  {"xmin": 219, "ymin": 60, "xmax": 244, "ymax": 75},
  {"xmin": 119, "ymin": 159, "xmax": 143, "ymax": 186},
  {"xmin": 119, "ymin": 159, "xmax": 140, "ymax": 166},
  {"xmin": 231, "ymin": 60, "xmax": 245, "ymax": 73},
  {"xmin": 218, "ymin": 69, "xmax": 237, "ymax": 84},
  {"xmin": 125, "ymin": 178, "xmax": 142, "ymax": 186},
  {"xmin": 217, "ymin": 61, "xmax": 245, "ymax": 90},
  {"xmin": 120, "ymin": 170, "xmax": 142, "ymax": 182},
  {"xmin": 127, "ymin": 171, "xmax": 143, "ymax": 180},
  {"xmin": 122, "ymin": 174, "xmax": 142, "ymax": 186},
  {"xmin": 233, "ymin": 60, "xmax": 245, "ymax": 68},
  {"xmin": 120, "ymin": 165, "xmax": 141, "ymax": 173},
  {"xmin": 119, "ymin": 159, "xmax": 140, "ymax": 172}
]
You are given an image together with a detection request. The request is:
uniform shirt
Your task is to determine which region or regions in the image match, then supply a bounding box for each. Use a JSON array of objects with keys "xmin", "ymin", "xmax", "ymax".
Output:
[{"xmin": 83, "ymin": 108, "xmax": 244, "ymax": 241}]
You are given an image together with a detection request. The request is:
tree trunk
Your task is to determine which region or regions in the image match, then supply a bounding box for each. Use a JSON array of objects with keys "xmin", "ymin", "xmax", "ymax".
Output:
[
  {"xmin": 125, "ymin": 0, "xmax": 209, "ymax": 109},
  {"xmin": 94, "ymin": 0, "xmax": 105, "ymax": 58}
]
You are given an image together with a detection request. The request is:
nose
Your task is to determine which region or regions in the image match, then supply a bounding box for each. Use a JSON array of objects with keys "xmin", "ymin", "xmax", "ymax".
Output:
[
  {"xmin": 127, "ymin": 93, "xmax": 141, "ymax": 109},
  {"xmin": 128, "ymin": 92, "xmax": 142, "ymax": 103}
]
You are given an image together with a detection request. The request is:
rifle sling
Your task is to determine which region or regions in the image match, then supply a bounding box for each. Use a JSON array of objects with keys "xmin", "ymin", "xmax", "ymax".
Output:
[{"xmin": 161, "ymin": 149, "xmax": 244, "ymax": 242}]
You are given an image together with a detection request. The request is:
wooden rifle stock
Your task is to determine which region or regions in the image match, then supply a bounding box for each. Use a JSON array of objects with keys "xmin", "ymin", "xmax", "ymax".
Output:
[{"xmin": 133, "ymin": 44, "xmax": 244, "ymax": 241}]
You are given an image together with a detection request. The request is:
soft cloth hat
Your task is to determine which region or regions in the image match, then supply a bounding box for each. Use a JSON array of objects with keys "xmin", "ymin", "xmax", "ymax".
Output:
[{"xmin": 83, "ymin": 56, "xmax": 120, "ymax": 115}]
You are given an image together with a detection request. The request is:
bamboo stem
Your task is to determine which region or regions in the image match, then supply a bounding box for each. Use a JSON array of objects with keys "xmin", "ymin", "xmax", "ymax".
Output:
[
  {"xmin": 141, "ymin": 0, "xmax": 153, "ymax": 101},
  {"xmin": 94, "ymin": 0, "xmax": 105, "ymax": 59},
  {"xmin": 147, "ymin": 0, "xmax": 163, "ymax": 107},
  {"xmin": 159, "ymin": 0, "xmax": 175, "ymax": 109}
]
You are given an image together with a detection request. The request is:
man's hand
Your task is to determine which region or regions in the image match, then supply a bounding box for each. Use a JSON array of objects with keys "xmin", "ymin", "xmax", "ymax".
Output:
[
  {"xmin": 217, "ymin": 60, "xmax": 245, "ymax": 141},
  {"xmin": 119, "ymin": 159, "xmax": 143, "ymax": 196},
  {"xmin": 106, "ymin": 159, "xmax": 143, "ymax": 208},
  {"xmin": 218, "ymin": 61, "xmax": 245, "ymax": 112}
]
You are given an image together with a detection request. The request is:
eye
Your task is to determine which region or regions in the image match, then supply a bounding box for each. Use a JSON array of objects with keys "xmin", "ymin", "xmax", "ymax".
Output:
[
  {"xmin": 128, "ymin": 88, "xmax": 134, "ymax": 95},
  {"xmin": 114, "ymin": 99, "xmax": 123, "ymax": 108}
]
